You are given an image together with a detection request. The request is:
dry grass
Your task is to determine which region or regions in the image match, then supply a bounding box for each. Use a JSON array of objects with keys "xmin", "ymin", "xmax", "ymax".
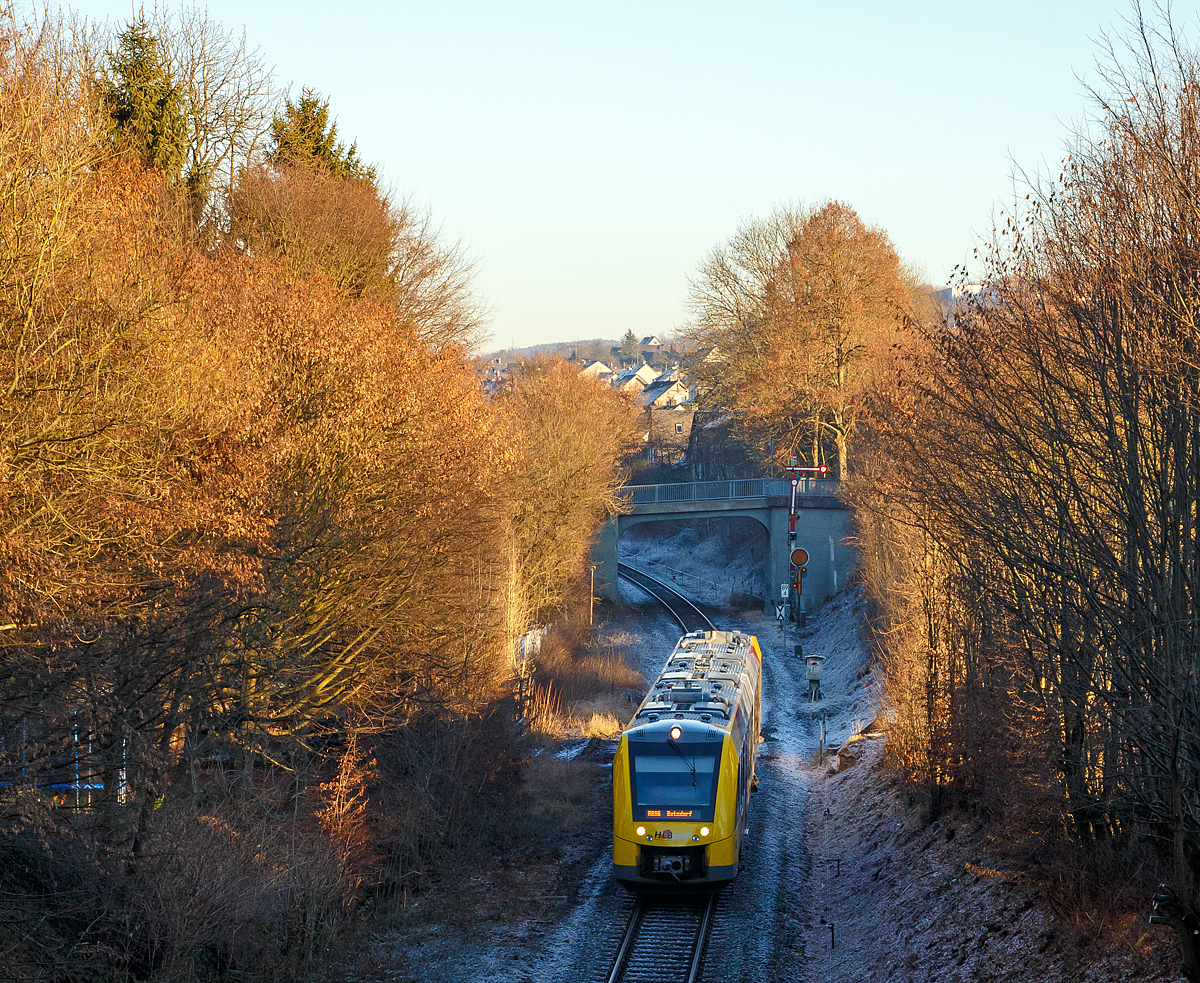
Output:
[
  {"xmin": 527, "ymin": 688, "xmax": 636, "ymax": 740},
  {"xmin": 522, "ymin": 756, "xmax": 602, "ymax": 823},
  {"xmin": 524, "ymin": 623, "xmax": 645, "ymax": 742},
  {"xmin": 534, "ymin": 625, "xmax": 644, "ymax": 704},
  {"xmin": 526, "ymin": 683, "xmax": 567, "ymax": 736},
  {"xmin": 568, "ymin": 692, "xmax": 641, "ymax": 737}
]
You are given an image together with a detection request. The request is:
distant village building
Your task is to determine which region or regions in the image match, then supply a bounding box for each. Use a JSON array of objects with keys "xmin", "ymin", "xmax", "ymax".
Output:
[
  {"xmin": 646, "ymin": 404, "xmax": 695, "ymax": 466},
  {"xmin": 637, "ymin": 373, "xmax": 695, "ymax": 468},
  {"xmin": 477, "ymin": 354, "xmax": 514, "ymax": 395},
  {"xmin": 931, "ymin": 283, "xmax": 987, "ymax": 306},
  {"xmin": 578, "ymin": 359, "xmax": 614, "ymax": 382},
  {"xmin": 930, "ymin": 283, "xmax": 996, "ymax": 327},
  {"xmin": 612, "ymin": 363, "xmax": 659, "ymax": 393},
  {"xmin": 638, "ymin": 377, "xmax": 690, "ymax": 409},
  {"xmin": 610, "ymin": 335, "xmax": 693, "ymax": 369}
]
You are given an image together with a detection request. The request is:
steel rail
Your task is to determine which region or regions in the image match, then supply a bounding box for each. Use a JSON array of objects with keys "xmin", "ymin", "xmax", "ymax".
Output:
[
  {"xmin": 604, "ymin": 892, "xmax": 718, "ymax": 983},
  {"xmin": 616, "ymin": 563, "xmax": 714, "ymax": 634},
  {"xmin": 605, "ymin": 900, "xmax": 645, "ymax": 983},
  {"xmin": 687, "ymin": 893, "xmax": 717, "ymax": 983}
]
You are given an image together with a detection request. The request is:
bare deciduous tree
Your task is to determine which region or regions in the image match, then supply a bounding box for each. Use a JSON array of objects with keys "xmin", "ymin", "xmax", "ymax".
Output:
[
  {"xmin": 153, "ymin": 4, "xmax": 276, "ymax": 216},
  {"xmin": 861, "ymin": 7, "xmax": 1200, "ymax": 976}
]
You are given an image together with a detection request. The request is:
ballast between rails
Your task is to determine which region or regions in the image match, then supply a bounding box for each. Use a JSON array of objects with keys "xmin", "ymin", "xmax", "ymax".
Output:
[{"xmin": 616, "ymin": 563, "xmax": 714, "ymax": 633}]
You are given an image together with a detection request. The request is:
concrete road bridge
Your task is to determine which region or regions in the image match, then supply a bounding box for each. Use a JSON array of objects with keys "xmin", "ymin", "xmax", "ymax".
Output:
[{"xmin": 593, "ymin": 478, "xmax": 853, "ymax": 614}]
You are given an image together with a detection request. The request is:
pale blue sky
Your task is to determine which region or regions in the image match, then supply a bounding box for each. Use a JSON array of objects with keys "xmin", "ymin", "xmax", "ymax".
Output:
[{"xmin": 76, "ymin": 1, "xmax": 1196, "ymax": 348}]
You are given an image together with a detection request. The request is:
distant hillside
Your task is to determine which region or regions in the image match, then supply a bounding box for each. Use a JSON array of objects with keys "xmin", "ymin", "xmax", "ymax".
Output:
[{"xmin": 483, "ymin": 339, "xmax": 618, "ymax": 363}]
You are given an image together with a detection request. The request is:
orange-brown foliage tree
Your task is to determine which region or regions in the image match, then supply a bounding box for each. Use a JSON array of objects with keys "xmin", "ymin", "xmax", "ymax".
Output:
[
  {"xmin": 497, "ymin": 357, "xmax": 641, "ymax": 632},
  {"xmin": 686, "ymin": 201, "xmax": 916, "ymax": 477},
  {"xmin": 231, "ymin": 162, "xmax": 399, "ymax": 298},
  {"xmin": 0, "ymin": 11, "xmax": 566, "ymax": 980}
]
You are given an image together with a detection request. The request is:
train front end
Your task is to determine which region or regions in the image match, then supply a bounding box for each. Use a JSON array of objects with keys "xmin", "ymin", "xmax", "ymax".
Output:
[{"xmin": 612, "ymin": 719, "xmax": 740, "ymax": 888}]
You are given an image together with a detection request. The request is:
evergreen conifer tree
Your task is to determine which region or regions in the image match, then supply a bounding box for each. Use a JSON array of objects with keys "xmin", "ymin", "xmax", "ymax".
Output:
[
  {"xmin": 619, "ymin": 329, "xmax": 640, "ymax": 365},
  {"xmin": 268, "ymin": 88, "xmax": 374, "ymax": 181},
  {"xmin": 102, "ymin": 19, "xmax": 188, "ymax": 182}
]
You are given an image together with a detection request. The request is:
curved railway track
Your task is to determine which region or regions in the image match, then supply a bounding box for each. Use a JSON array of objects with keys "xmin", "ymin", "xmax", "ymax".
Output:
[
  {"xmin": 605, "ymin": 892, "xmax": 717, "ymax": 983},
  {"xmin": 616, "ymin": 563, "xmax": 715, "ymax": 634}
]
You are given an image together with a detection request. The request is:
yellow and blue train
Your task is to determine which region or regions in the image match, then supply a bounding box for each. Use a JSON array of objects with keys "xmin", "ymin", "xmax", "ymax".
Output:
[{"xmin": 612, "ymin": 629, "xmax": 762, "ymax": 889}]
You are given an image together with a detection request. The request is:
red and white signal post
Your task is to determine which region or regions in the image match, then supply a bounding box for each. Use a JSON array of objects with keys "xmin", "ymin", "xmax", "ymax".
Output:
[{"xmin": 783, "ymin": 453, "xmax": 828, "ymax": 623}]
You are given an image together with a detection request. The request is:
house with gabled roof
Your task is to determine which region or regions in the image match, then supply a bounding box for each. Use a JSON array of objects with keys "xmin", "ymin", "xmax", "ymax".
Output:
[
  {"xmin": 578, "ymin": 359, "xmax": 614, "ymax": 382},
  {"xmin": 646, "ymin": 403, "xmax": 695, "ymax": 466},
  {"xmin": 638, "ymin": 377, "xmax": 690, "ymax": 409},
  {"xmin": 612, "ymin": 363, "xmax": 658, "ymax": 393}
]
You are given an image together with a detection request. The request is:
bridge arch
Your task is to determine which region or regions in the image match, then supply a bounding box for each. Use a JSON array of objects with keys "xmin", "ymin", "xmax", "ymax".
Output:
[
  {"xmin": 617, "ymin": 513, "xmax": 771, "ymax": 604},
  {"xmin": 593, "ymin": 481, "xmax": 853, "ymax": 614}
]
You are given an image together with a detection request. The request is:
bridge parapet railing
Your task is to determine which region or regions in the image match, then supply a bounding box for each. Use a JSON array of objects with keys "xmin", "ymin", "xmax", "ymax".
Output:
[{"xmin": 620, "ymin": 478, "xmax": 838, "ymax": 505}]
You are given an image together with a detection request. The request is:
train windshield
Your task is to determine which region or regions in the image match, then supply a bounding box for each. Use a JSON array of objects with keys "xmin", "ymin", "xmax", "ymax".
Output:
[{"xmin": 628, "ymin": 741, "xmax": 720, "ymax": 822}]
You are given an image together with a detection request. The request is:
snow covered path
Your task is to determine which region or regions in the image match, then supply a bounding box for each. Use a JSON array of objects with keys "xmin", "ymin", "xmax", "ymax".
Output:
[{"xmin": 699, "ymin": 587, "xmax": 872, "ymax": 982}]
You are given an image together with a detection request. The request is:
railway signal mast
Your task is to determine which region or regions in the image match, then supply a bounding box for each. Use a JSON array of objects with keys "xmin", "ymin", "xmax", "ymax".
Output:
[{"xmin": 783, "ymin": 452, "xmax": 828, "ymax": 623}]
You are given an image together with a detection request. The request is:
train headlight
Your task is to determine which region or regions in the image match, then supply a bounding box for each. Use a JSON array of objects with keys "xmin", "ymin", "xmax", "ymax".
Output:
[
  {"xmin": 670, "ymin": 725, "xmax": 683, "ymax": 741},
  {"xmin": 636, "ymin": 826, "xmax": 646, "ymax": 837},
  {"xmin": 700, "ymin": 826, "xmax": 710, "ymax": 837}
]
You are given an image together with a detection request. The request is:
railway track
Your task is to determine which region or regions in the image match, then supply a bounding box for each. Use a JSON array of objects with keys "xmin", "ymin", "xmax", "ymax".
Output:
[
  {"xmin": 602, "ymin": 566, "xmax": 719, "ymax": 983},
  {"xmin": 616, "ymin": 563, "xmax": 715, "ymax": 633},
  {"xmin": 605, "ymin": 893, "xmax": 717, "ymax": 983}
]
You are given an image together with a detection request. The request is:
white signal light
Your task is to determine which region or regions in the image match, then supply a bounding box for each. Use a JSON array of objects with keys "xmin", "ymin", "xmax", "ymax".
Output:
[
  {"xmin": 669, "ymin": 725, "xmax": 683, "ymax": 741},
  {"xmin": 700, "ymin": 826, "xmax": 710, "ymax": 836},
  {"xmin": 636, "ymin": 826, "xmax": 646, "ymax": 837}
]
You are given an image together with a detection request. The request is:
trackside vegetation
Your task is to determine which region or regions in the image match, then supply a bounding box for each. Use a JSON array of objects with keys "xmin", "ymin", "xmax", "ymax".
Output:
[{"xmin": 0, "ymin": 9, "xmax": 638, "ymax": 981}]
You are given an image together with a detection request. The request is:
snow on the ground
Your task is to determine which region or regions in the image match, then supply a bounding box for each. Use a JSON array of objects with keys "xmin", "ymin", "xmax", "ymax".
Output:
[
  {"xmin": 553, "ymin": 739, "xmax": 589, "ymax": 761},
  {"xmin": 619, "ymin": 520, "xmax": 766, "ymax": 608},
  {"xmin": 614, "ymin": 576, "xmax": 696, "ymax": 681},
  {"xmin": 799, "ymin": 738, "xmax": 1179, "ymax": 982},
  {"xmin": 758, "ymin": 585, "xmax": 875, "ymax": 759},
  {"xmin": 693, "ymin": 585, "xmax": 874, "ymax": 982}
]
